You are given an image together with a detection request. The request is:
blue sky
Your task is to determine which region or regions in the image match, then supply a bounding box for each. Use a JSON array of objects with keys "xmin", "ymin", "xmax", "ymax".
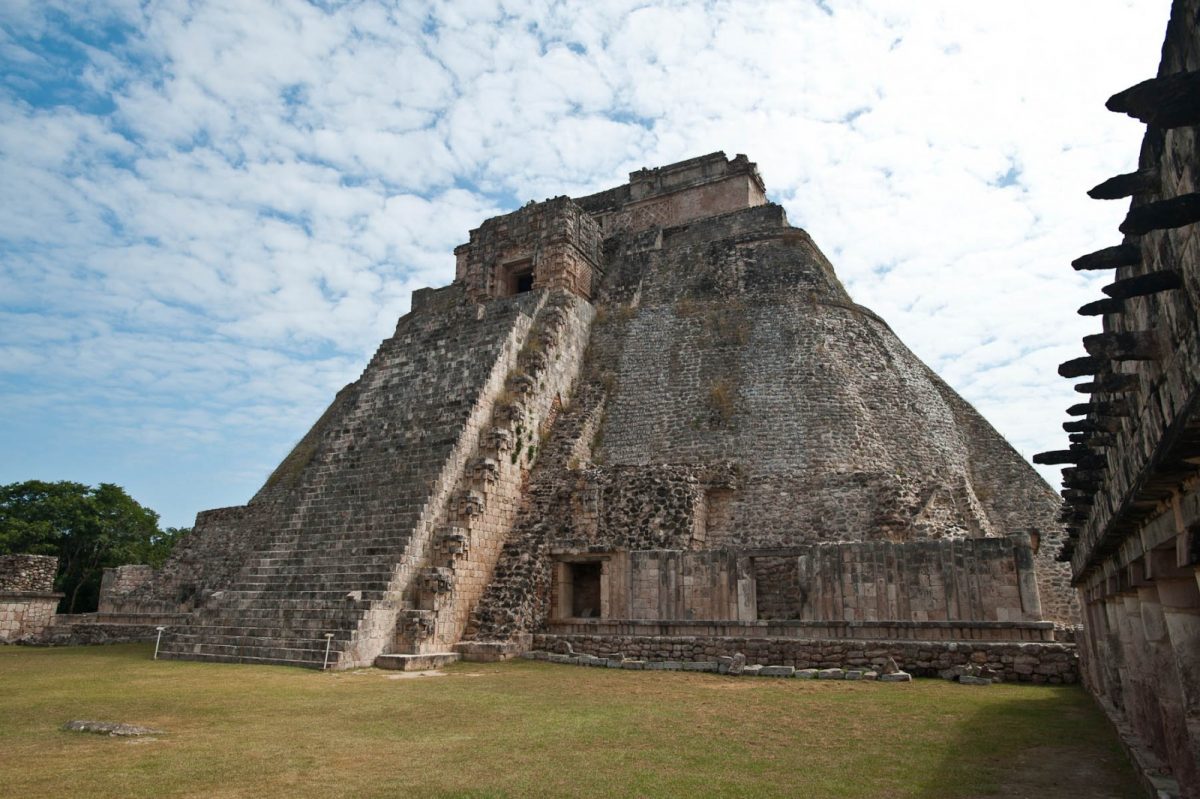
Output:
[{"xmin": 0, "ymin": 0, "xmax": 1171, "ymax": 528}]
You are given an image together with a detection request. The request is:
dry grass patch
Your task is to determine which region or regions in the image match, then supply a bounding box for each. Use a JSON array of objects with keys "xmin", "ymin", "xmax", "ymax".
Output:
[{"xmin": 0, "ymin": 644, "xmax": 1138, "ymax": 798}]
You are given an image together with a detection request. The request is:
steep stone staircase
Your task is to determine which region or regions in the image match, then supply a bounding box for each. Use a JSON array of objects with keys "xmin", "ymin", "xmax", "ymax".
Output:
[
  {"xmin": 157, "ymin": 291, "xmax": 592, "ymax": 669},
  {"xmin": 381, "ymin": 294, "xmax": 594, "ymax": 666}
]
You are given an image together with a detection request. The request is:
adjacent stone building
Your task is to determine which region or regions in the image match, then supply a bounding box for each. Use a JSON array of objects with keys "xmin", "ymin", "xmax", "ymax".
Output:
[
  {"xmin": 91, "ymin": 150, "xmax": 1078, "ymax": 679},
  {"xmin": 1043, "ymin": 0, "xmax": 1200, "ymax": 795}
]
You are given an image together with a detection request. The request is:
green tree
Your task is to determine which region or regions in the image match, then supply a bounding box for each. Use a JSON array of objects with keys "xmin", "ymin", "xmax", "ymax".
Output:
[{"xmin": 0, "ymin": 480, "xmax": 177, "ymax": 613}]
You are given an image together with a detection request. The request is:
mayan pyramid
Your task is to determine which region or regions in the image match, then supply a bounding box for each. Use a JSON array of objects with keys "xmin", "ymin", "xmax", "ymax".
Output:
[{"xmin": 109, "ymin": 152, "xmax": 1076, "ymax": 669}]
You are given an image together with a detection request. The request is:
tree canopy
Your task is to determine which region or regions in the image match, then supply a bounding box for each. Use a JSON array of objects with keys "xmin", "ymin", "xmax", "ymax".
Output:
[{"xmin": 0, "ymin": 480, "xmax": 186, "ymax": 613}]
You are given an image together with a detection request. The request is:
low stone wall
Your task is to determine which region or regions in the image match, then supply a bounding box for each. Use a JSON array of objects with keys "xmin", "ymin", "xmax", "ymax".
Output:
[
  {"xmin": 546, "ymin": 618, "xmax": 1058, "ymax": 642},
  {"xmin": 532, "ymin": 633, "xmax": 1078, "ymax": 684},
  {"xmin": 41, "ymin": 622, "xmax": 162, "ymax": 646}
]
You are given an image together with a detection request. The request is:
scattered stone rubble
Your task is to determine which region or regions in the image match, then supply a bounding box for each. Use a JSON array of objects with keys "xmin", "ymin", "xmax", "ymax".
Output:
[{"xmin": 61, "ymin": 720, "xmax": 165, "ymax": 737}]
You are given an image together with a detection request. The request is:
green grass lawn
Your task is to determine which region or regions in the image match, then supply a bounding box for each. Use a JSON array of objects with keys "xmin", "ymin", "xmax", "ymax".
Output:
[{"xmin": 0, "ymin": 644, "xmax": 1137, "ymax": 798}]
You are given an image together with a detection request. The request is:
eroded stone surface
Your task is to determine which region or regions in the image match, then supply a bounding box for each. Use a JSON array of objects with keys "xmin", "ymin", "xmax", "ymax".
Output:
[{"xmin": 62, "ymin": 720, "xmax": 164, "ymax": 737}]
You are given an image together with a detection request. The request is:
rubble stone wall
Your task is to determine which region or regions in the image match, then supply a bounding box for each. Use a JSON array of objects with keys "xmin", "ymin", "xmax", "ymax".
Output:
[
  {"xmin": 0, "ymin": 554, "xmax": 56, "ymax": 593},
  {"xmin": 532, "ymin": 633, "xmax": 1078, "ymax": 684}
]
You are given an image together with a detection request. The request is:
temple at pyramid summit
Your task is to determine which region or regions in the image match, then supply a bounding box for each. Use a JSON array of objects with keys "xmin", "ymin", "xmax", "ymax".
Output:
[{"xmin": 81, "ymin": 151, "xmax": 1080, "ymax": 674}]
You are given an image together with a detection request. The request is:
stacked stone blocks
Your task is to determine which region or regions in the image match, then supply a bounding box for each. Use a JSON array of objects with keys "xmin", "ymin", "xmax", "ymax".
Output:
[{"xmin": 0, "ymin": 554, "xmax": 60, "ymax": 642}]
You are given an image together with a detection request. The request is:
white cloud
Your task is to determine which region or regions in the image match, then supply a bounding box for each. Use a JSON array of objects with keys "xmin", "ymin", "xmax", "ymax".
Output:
[{"xmin": 0, "ymin": 0, "xmax": 1173, "ymax": 523}]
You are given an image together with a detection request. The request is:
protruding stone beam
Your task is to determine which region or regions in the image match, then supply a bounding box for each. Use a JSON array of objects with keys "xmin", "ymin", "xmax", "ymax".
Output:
[
  {"xmin": 1072, "ymin": 243, "xmax": 1141, "ymax": 272},
  {"xmin": 1037, "ymin": 449, "xmax": 1106, "ymax": 470},
  {"xmin": 1066, "ymin": 400, "xmax": 1131, "ymax": 417},
  {"xmin": 1106, "ymin": 69, "xmax": 1200, "ymax": 128},
  {"xmin": 1035, "ymin": 450, "xmax": 1077, "ymax": 465},
  {"xmin": 1102, "ymin": 269, "xmax": 1183, "ymax": 300},
  {"xmin": 1082, "ymin": 331, "xmax": 1160, "ymax": 361},
  {"xmin": 1064, "ymin": 417, "xmax": 1122, "ymax": 434},
  {"xmin": 1058, "ymin": 506, "xmax": 1089, "ymax": 523},
  {"xmin": 1061, "ymin": 489, "xmax": 1095, "ymax": 505},
  {"xmin": 1078, "ymin": 298, "xmax": 1124, "ymax": 317},
  {"xmin": 1058, "ymin": 356, "xmax": 1102, "ymax": 378},
  {"xmin": 1057, "ymin": 542, "xmax": 1076, "ymax": 563},
  {"xmin": 1074, "ymin": 374, "xmax": 1139, "ymax": 394},
  {"xmin": 1088, "ymin": 168, "xmax": 1159, "ymax": 200},
  {"xmin": 1062, "ymin": 467, "xmax": 1105, "ymax": 482},
  {"xmin": 1119, "ymin": 194, "xmax": 1200, "ymax": 235}
]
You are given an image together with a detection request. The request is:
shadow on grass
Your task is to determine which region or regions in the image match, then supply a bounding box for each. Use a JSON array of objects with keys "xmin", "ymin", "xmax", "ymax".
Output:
[{"xmin": 916, "ymin": 684, "xmax": 1140, "ymax": 799}]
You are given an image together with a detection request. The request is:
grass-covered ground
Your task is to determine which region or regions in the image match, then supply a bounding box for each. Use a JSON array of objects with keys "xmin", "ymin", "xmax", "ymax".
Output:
[{"xmin": 0, "ymin": 643, "xmax": 1137, "ymax": 798}]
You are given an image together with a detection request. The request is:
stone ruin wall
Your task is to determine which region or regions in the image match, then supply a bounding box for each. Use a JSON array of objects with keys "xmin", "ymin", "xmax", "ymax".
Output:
[
  {"xmin": 575, "ymin": 151, "xmax": 768, "ymax": 236},
  {"xmin": 97, "ymin": 565, "xmax": 155, "ymax": 614},
  {"xmin": 1056, "ymin": 0, "xmax": 1200, "ymax": 794},
  {"xmin": 532, "ymin": 634, "xmax": 1078, "ymax": 685},
  {"xmin": 0, "ymin": 554, "xmax": 60, "ymax": 642},
  {"xmin": 549, "ymin": 538, "xmax": 1043, "ymax": 626},
  {"xmin": 455, "ymin": 197, "xmax": 602, "ymax": 302}
]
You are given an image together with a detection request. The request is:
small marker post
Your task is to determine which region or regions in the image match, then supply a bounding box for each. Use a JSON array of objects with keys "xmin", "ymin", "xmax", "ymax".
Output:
[
  {"xmin": 153, "ymin": 626, "xmax": 166, "ymax": 660},
  {"xmin": 323, "ymin": 633, "xmax": 335, "ymax": 670}
]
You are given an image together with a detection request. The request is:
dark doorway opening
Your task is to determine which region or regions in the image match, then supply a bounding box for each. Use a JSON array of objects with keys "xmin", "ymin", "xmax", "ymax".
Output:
[
  {"xmin": 570, "ymin": 562, "xmax": 601, "ymax": 618},
  {"xmin": 514, "ymin": 270, "xmax": 534, "ymax": 294}
]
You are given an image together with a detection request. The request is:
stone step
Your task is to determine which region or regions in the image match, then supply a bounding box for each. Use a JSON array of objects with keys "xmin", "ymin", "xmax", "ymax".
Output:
[
  {"xmin": 229, "ymin": 580, "xmax": 395, "ymax": 595},
  {"xmin": 243, "ymin": 554, "xmax": 403, "ymax": 566},
  {"xmin": 252, "ymin": 536, "xmax": 414, "ymax": 554},
  {"xmin": 177, "ymin": 619, "xmax": 362, "ymax": 638},
  {"xmin": 166, "ymin": 631, "xmax": 353, "ymax": 652},
  {"xmin": 175, "ymin": 619, "xmax": 357, "ymax": 638},
  {"xmin": 158, "ymin": 641, "xmax": 337, "ymax": 667},
  {"xmin": 241, "ymin": 563, "xmax": 396, "ymax": 575},
  {"xmin": 192, "ymin": 603, "xmax": 372, "ymax": 620},
  {"xmin": 201, "ymin": 590, "xmax": 388, "ymax": 609},
  {"xmin": 156, "ymin": 650, "xmax": 329, "ymax": 669},
  {"xmin": 374, "ymin": 652, "xmax": 460, "ymax": 671}
]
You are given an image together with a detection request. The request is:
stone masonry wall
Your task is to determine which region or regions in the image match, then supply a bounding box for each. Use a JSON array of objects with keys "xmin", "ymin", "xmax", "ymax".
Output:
[
  {"xmin": 532, "ymin": 633, "xmax": 1078, "ymax": 685},
  {"xmin": 0, "ymin": 554, "xmax": 56, "ymax": 593},
  {"xmin": 575, "ymin": 152, "xmax": 768, "ymax": 236},
  {"xmin": 0, "ymin": 596, "xmax": 58, "ymax": 642},
  {"xmin": 547, "ymin": 538, "xmax": 1040, "ymax": 626},
  {"xmin": 469, "ymin": 202, "xmax": 1076, "ymax": 640},
  {"xmin": 1061, "ymin": 2, "xmax": 1200, "ymax": 795},
  {"xmin": 455, "ymin": 197, "xmax": 602, "ymax": 302},
  {"xmin": 0, "ymin": 554, "xmax": 60, "ymax": 642},
  {"xmin": 97, "ymin": 565, "xmax": 155, "ymax": 614}
]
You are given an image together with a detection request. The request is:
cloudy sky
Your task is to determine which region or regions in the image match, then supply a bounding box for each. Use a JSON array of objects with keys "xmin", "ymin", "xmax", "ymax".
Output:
[{"xmin": 0, "ymin": 0, "xmax": 1172, "ymax": 527}]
